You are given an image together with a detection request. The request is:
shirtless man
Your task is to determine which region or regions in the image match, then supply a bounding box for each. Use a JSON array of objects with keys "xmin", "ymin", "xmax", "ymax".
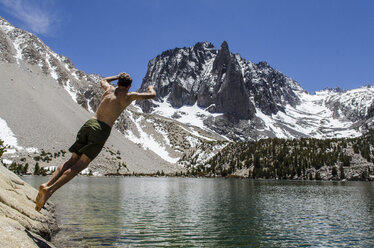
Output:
[{"xmin": 35, "ymin": 72, "xmax": 156, "ymax": 211}]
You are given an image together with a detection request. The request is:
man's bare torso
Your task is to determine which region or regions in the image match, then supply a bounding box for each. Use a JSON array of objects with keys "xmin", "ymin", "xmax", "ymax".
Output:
[{"xmin": 93, "ymin": 86, "xmax": 132, "ymax": 127}]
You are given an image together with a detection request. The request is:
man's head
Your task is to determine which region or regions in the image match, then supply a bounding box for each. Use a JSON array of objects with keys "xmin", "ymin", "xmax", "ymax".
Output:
[{"xmin": 117, "ymin": 73, "xmax": 132, "ymax": 88}]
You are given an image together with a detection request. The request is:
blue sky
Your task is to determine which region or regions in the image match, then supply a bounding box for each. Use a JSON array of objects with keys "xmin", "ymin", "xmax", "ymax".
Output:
[{"xmin": 0, "ymin": 0, "xmax": 373, "ymax": 93}]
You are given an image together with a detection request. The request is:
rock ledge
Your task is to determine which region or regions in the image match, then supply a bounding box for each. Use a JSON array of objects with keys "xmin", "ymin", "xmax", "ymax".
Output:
[{"xmin": 0, "ymin": 165, "xmax": 59, "ymax": 248}]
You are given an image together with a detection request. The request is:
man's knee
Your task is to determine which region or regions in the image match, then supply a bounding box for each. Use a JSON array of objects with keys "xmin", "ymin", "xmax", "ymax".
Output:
[
  {"xmin": 70, "ymin": 154, "xmax": 91, "ymax": 173},
  {"xmin": 70, "ymin": 153, "xmax": 80, "ymax": 163},
  {"xmin": 80, "ymin": 154, "xmax": 91, "ymax": 164}
]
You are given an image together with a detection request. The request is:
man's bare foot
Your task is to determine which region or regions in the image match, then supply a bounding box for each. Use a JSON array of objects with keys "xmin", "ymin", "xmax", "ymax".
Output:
[{"xmin": 35, "ymin": 184, "xmax": 51, "ymax": 212}]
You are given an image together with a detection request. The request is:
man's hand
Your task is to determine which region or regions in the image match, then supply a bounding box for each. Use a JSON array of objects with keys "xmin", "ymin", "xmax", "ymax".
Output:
[
  {"xmin": 128, "ymin": 85, "xmax": 156, "ymax": 101},
  {"xmin": 147, "ymin": 85, "xmax": 156, "ymax": 96},
  {"xmin": 100, "ymin": 73, "xmax": 124, "ymax": 91},
  {"xmin": 118, "ymin": 72, "xmax": 127, "ymax": 78}
]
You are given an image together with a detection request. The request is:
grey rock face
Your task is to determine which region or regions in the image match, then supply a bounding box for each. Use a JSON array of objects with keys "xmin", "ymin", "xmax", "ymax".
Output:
[
  {"xmin": 197, "ymin": 41, "xmax": 255, "ymax": 119},
  {"xmin": 0, "ymin": 28, "xmax": 14, "ymax": 63},
  {"xmin": 137, "ymin": 41, "xmax": 217, "ymax": 112},
  {"xmin": 0, "ymin": 165, "xmax": 59, "ymax": 247}
]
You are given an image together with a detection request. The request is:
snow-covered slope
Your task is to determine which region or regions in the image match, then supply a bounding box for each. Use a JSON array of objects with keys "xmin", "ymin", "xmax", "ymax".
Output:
[
  {"xmin": 254, "ymin": 89, "xmax": 363, "ymax": 139},
  {"xmin": 121, "ymin": 105, "xmax": 226, "ymax": 165}
]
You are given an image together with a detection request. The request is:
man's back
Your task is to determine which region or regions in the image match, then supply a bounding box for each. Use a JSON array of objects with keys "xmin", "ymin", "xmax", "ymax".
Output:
[
  {"xmin": 94, "ymin": 73, "xmax": 156, "ymax": 127},
  {"xmin": 93, "ymin": 87, "xmax": 132, "ymax": 127}
]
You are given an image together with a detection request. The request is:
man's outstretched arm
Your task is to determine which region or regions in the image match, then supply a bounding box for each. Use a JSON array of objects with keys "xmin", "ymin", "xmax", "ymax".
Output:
[{"xmin": 129, "ymin": 86, "xmax": 157, "ymax": 100}]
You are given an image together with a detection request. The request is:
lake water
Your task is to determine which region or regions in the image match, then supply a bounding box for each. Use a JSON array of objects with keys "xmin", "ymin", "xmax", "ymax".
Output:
[{"xmin": 24, "ymin": 176, "xmax": 374, "ymax": 247}]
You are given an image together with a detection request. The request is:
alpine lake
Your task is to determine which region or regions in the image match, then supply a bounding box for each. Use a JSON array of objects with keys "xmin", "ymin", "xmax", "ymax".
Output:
[{"xmin": 23, "ymin": 176, "xmax": 374, "ymax": 247}]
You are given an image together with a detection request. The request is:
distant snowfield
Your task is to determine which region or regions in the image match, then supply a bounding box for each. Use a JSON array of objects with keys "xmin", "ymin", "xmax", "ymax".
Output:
[{"xmin": 254, "ymin": 89, "xmax": 362, "ymax": 139}]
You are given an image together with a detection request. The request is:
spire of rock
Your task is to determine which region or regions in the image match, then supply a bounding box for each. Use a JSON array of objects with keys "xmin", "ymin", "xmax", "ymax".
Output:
[
  {"xmin": 220, "ymin": 41, "xmax": 229, "ymax": 51},
  {"xmin": 212, "ymin": 41, "xmax": 230, "ymax": 73},
  {"xmin": 197, "ymin": 41, "xmax": 255, "ymax": 119}
]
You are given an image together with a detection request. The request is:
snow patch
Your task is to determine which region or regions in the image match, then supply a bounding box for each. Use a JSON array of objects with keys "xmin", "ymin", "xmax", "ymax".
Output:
[
  {"xmin": 26, "ymin": 147, "xmax": 38, "ymax": 153},
  {"xmin": 125, "ymin": 112, "xmax": 179, "ymax": 163},
  {"xmin": 12, "ymin": 36, "xmax": 24, "ymax": 65},
  {"xmin": 153, "ymin": 123, "xmax": 172, "ymax": 147},
  {"xmin": 45, "ymin": 166, "xmax": 57, "ymax": 171},
  {"xmin": 153, "ymin": 100, "xmax": 220, "ymax": 130},
  {"xmin": 178, "ymin": 125, "xmax": 215, "ymax": 141},
  {"xmin": 1, "ymin": 159, "xmax": 13, "ymax": 165},
  {"xmin": 0, "ymin": 117, "xmax": 23, "ymax": 150},
  {"xmin": 255, "ymin": 109, "xmax": 289, "ymax": 138},
  {"xmin": 185, "ymin": 136, "xmax": 199, "ymax": 147},
  {"xmin": 0, "ymin": 117, "xmax": 39, "ymax": 153},
  {"xmin": 63, "ymin": 80, "xmax": 78, "ymax": 103},
  {"xmin": 45, "ymin": 53, "xmax": 58, "ymax": 80},
  {"xmin": 80, "ymin": 167, "xmax": 91, "ymax": 175}
]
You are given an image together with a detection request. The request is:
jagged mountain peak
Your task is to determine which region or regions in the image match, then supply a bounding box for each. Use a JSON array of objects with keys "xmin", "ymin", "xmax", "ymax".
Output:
[
  {"xmin": 155, "ymin": 41, "xmax": 216, "ymax": 61},
  {"xmin": 194, "ymin": 41, "xmax": 215, "ymax": 50},
  {"xmin": 320, "ymin": 87, "xmax": 346, "ymax": 93},
  {"xmin": 0, "ymin": 16, "xmax": 11, "ymax": 25},
  {"xmin": 256, "ymin": 61, "xmax": 271, "ymax": 69},
  {"xmin": 219, "ymin": 40, "xmax": 229, "ymax": 50}
]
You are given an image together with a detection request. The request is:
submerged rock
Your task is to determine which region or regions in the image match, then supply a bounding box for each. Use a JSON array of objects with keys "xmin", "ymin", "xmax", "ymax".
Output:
[{"xmin": 0, "ymin": 165, "xmax": 59, "ymax": 247}]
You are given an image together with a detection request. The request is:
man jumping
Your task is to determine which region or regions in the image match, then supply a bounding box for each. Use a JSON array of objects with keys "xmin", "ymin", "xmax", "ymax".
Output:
[{"xmin": 35, "ymin": 72, "xmax": 156, "ymax": 211}]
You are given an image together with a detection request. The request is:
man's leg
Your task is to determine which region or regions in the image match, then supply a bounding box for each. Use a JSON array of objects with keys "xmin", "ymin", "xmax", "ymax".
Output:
[
  {"xmin": 43, "ymin": 153, "xmax": 80, "ymax": 187},
  {"xmin": 35, "ymin": 154, "xmax": 91, "ymax": 211}
]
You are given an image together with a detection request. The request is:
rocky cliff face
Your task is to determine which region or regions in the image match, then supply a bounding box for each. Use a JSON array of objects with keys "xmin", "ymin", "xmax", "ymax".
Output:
[
  {"xmin": 198, "ymin": 41, "xmax": 254, "ymax": 119},
  {"xmin": 0, "ymin": 165, "xmax": 58, "ymax": 247}
]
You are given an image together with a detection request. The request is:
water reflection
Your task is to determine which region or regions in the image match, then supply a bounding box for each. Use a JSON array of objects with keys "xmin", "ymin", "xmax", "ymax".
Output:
[{"xmin": 24, "ymin": 176, "xmax": 374, "ymax": 247}]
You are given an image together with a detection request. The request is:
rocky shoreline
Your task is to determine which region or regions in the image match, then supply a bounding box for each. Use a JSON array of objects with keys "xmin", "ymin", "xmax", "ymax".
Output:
[{"xmin": 0, "ymin": 165, "xmax": 59, "ymax": 248}]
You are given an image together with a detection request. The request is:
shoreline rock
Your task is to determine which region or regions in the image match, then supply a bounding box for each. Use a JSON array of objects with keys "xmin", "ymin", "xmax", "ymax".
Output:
[{"xmin": 0, "ymin": 165, "xmax": 59, "ymax": 247}]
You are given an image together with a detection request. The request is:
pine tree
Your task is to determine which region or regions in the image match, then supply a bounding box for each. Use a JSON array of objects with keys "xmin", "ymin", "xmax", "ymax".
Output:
[
  {"xmin": 0, "ymin": 139, "xmax": 7, "ymax": 160},
  {"xmin": 339, "ymin": 165, "xmax": 345, "ymax": 179},
  {"xmin": 332, "ymin": 166, "xmax": 338, "ymax": 177},
  {"xmin": 315, "ymin": 172, "xmax": 321, "ymax": 180},
  {"xmin": 34, "ymin": 163, "xmax": 40, "ymax": 175}
]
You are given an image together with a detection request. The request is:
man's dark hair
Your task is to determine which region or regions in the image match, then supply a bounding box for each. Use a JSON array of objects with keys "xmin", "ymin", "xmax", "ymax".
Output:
[{"xmin": 118, "ymin": 74, "xmax": 132, "ymax": 87}]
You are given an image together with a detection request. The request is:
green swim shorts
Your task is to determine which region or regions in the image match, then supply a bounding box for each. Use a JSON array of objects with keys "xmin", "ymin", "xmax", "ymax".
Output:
[{"xmin": 68, "ymin": 118, "xmax": 112, "ymax": 161}]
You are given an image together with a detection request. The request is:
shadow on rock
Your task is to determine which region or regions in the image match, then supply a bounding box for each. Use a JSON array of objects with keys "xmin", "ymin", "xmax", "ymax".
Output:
[{"xmin": 25, "ymin": 229, "xmax": 54, "ymax": 248}]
